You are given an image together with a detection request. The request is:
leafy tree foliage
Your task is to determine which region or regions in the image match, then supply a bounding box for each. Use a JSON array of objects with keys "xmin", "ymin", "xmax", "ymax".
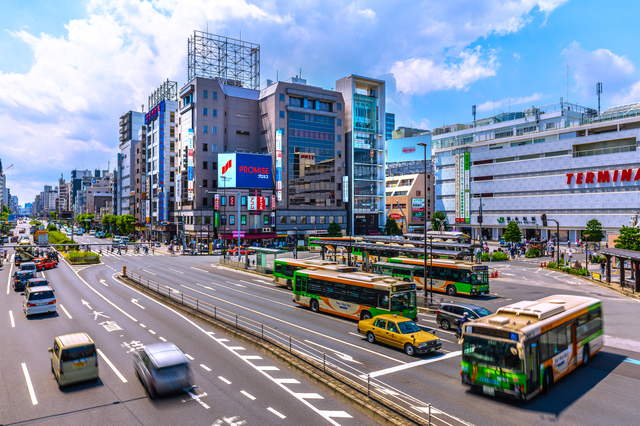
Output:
[
  {"xmin": 502, "ymin": 221, "xmax": 523, "ymax": 243},
  {"xmin": 582, "ymin": 219, "xmax": 605, "ymax": 242},
  {"xmin": 384, "ymin": 218, "xmax": 402, "ymax": 236},
  {"xmin": 326, "ymin": 221, "xmax": 343, "ymax": 237},
  {"xmin": 614, "ymin": 226, "xmax": 640, "ymax": 251},
  {"xmin": 431, "ymin": 211, "xmax": 449, "ymax": 232}
]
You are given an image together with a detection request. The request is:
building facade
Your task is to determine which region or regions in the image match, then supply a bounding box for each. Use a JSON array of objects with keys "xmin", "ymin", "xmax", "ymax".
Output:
[
  {"xmin": 385, "ymin": 173, "xmax": 433, "ymax": 233},
  {"xmin": 118, "ymin": 110, "xmax": 145, "ymax": 216},
  {"xmin": 433, "ymin": 100, "xmax": 640, "ymax": 242},
  {"xmin": 336, "ymin": 75, "xmax": 386, "ymax": 235},
  {"xmin": 385, "ymin": 113, "xmax": 395, "ymax": 141}
]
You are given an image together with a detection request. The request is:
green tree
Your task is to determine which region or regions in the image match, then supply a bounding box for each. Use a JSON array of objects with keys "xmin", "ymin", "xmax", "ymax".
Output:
[
  {"xmin": 614, "ymin": 226, "xmax": 640, "ymax": 251},
  {"xmin": 502, "ymin": 220, "xmax": 523, "ymax": 243},
  {"xmin": 326, "ymin": 221, "xmax": 343, "ymax": 237},
  {"xmin": 384, "ymin": 217, "xmax": 402, "ymax": 236},
  {"xmin": 582, "ymin": 219, "xmax": 605, "ymax": 242},
  {"xmin": 116, "ymin": 214, "xmax": 136, "ymax": 235},
  {"xmin": 431, "ymin": 211, "xmax": 450, "ymax": 232}
]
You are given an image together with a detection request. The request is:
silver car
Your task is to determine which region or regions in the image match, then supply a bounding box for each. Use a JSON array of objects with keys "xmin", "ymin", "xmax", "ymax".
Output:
[{"xmin": 133, "ymin": 342, "xmax": 194, "ymax": 398}]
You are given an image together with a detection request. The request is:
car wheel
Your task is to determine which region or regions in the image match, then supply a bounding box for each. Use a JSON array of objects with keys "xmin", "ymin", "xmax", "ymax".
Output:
[
  {"xmin": 441, "ymin": 319, "xmax": 450, "ymax": 330},
  {"xmin": 310, "ymin": 298, "xmax": 320, "ymax": 313},
  {"xmin": 446, "ymin": 285, "xmax": 457, "ymax": 296},
  {"xmin": 404, "ymin": 343, "xmax": 416, "ymax": 357},
  {"xmin": 361, "ymin": 311, "xmax": 372, "ymax": 320},
  {"xmin": 286, "ymin": 280, "xmax": 293, "ymax": 290},
  {"xmin": 366, "ymin": 332, "xmax": 376, "ymax": 343},
  {"xmin": 582, "ymin": 344, "xmax": 590, "ymax": 367},
  {"xmin": 148, "ymin": 383, "xmax": 158, "ymax": 399}
]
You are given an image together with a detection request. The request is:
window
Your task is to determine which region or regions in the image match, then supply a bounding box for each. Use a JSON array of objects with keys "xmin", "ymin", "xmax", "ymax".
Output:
[
  {"xmin": 310, "ymin": 216, "xmax": 316, "ymax": 224},
  {"xmin": 300, "ymin": 216, "xmax": 307, "ymax": 224},
  {"xmin": 337, "ymin": 151, "xmax": 342, "ymax": 158},
  {"xmin": 241, "ymin": 215, "xmax": 247, "ymax": 225},
  {"xmin": 337, "ymin": 119, "xmax": 342, "ymax": 126},
  {"xmin": 203, "ymin": 161, "xmax": 208, "ymax": 170},
  {"xmin": 203, "ymin": 108, "xmax": 208, "ymax": 116},
  {"xmin": 279, "ymin": 111, "xmax": 285, "ymax": 119},
  {"xmin": 290, "ymin": 216, "xmax": 297, "ymax": 225},
  {"xmin": 203, "ymin": 90, "xmax": 208, "ymax": 98},
  {"xmin": 264, "ymin": 215, "xmax": 269, "ymax": 225},
  {"xmin": 279, "ymin": 93, "xmax": 285, "ymax": 102},
  {"xmin": 241, "ymin": 196, "xmax": 247, "ymax": 206},
  {"xmin": 337, "ymin": 103, "xmax": 342, "ymax": 111},
  {"xmin": 212, "ymin": 109, "xmax": 217, "ymax": 117},
  {"xmin": 337, "ymin": 135, "xmax": 341, "ymax": 142},
  {"xmin": 170, "ymin": 111, "xmax": 175, "ymax": 122},
  {"xmin": 280, "ymin": 216, "xmax": 287, "ymax": 224},
  {"xmin": 230, "ymin": 215, "xmax": 235, "ymax": 225},
  {"xmin": 221, "ymin": 215, "xmax": 226, "ymax": 225},
  {"xmin": 319, "ymin": 216, "xmax": 326, "ymax": 224},
  {"xmin": 212, "ymin": 144, "xmax": 217, "ymax": 151},
  {"xmin": 203, "ymin": 143, "xmax": 208, "ymax": 151},
  {"xmin": 203, "ymin": 179, "xmax": 208, "ymax": 188},
  {"xmin": 212, "ymin": 127, "xmax": 217, "ymax": 134},
  {"xmin": 203, "ymin": 125, "xmax": 208, "ymax": 133},
  {"xmin": 203, "ymin": 197, "xmax": 208, "ymax": 207},
  {"xmin": 221, "ymin": 196, "xmax": 226, "ymax": 206},
  {"xmin": 212, "ymin": 91, "xmax": 217, "ymax": 100},
  {"xmin": 261, "ymin": 130, "xmax": 267, "ymax": 135}
]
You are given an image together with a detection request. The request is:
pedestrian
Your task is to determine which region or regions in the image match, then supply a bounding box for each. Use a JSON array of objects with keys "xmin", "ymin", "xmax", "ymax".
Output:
[
  {"xmin": 567, "ymin": 239, "xmax": 571, "ymax": 250},
  {"xmin": 600, "ymin": 260, "xmax": 605, "ymax": 277},
  {"xmin": 569, "ymin": 251, "xmax": 573, "ymax": 265}
]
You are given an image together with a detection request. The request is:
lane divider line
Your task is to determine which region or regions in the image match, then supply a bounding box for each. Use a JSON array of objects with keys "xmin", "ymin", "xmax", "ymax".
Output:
[
  {"xmin": 6, "ymin": 263, "xmax": 13, "ymax": 294},
  {"xmin": 21, "ymin": 363, "xmax": 38, "ymax": 405},
  {"xmin": 159, "ymin": 337, "xmax": 167, "ymax": 342},
  {"xmin": 185, "ymin": 354, "xmax": 194, "ymax": 360},
  {"xmin": 219, "ymin": 376, "xmax": 232, "ymax": 384},
  {"xmin": 9, "ymin": 310, "xmax": 15, "ymax": 327},
  {"xmin": 97, "ymin": 349, "xmax": 127, "ymax": 383},
  {"xmin": 200, "ymin": 364, "xmax": 212, "ymax": 372},
  {"xmin": 142, "ymin": 269, "xmax": 157, "ymax": 276},
  {"xmin": 240, "ymin": 390, "xmax": 256, "ymax": 400},
  {"xmin": 168, "ymin": 268, "xmax": 184, "ymax": 274},
  {"xmin": 366, "ymin": 351, "xmax": 462, "ymax": 379},
  {"xmin": 59, "ymin": 304, "xmax": 73, "ymax": 319},
  {"xmin": 267, "ymin": 407, "xmax": 286, "ymax": 419}
]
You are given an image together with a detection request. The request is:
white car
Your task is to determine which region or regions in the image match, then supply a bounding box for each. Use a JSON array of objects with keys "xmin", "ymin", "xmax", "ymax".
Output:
[
  {"xmin": 23, "ymin": 285, "xmax": 57, "ymax": 317},
  {"xmin": 89, "ymin": 230, "xmax": 96, "ymax": 236}
]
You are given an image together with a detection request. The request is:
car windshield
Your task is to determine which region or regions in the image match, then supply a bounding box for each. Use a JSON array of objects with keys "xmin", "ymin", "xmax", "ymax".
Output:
[
  {"xmin": 61, "ymin": 344, "xmax": 96, "ymax": 362},
  {"xmin": 390, "ymin": 291, "xmax": 417, "ymax": 312},
  {"xmin": 462, "ymin": 336, "xmax": 522, "ymax": 372},
  {"xmin": 398, "ymin": 321, "xmax": 421, "ymax": 334},
  {"xmin": 473, "ymin": 307, "xmax": 493, "ymax": 317},
  {"xmin": 28, "ymin": 290, "xmax": 54, "ymax": 300}
]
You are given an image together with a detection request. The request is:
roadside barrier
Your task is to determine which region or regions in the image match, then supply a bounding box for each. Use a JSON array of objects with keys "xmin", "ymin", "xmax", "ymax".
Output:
[{"xmin": 121, "ymin": 269, "xmax": 451, "ymax": 425}]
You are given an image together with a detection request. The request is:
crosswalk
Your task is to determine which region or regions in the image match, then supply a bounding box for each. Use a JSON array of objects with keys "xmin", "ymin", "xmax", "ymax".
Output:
[{"xmin": 90, "ymin": 249, "xmax": 165, "ymax": 258}]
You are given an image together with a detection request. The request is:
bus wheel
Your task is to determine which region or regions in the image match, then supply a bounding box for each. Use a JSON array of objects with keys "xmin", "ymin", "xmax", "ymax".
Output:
[
  {"xmin": 286, "ymin": 280, "xmax": 293, "ymax": 290},
  {"xmin": 542, "ymin": 368, "xmax": 553, "ymax": 393},
  {"xmin": 582, "ymin": 344, "xmax": 590, "ymax": 367},
  {"xmin": 403, "ymin": 278, "xmax": 410, "ymax": 282},
  {"xmin": 404, "ymin": 343, "xmax": 416, "ymax": 357},
  {"xmin": 366, "ymin": 332, "xmax": 375, "ymax": 343},
  {"xmin": 446, "ymin": 285, "xmax": 457, "ymax": 296},
  {"xmin": 310, "ymin": 299, "xmax": 320, "ymax": 313},
  {"xmin": 361, "ymin": 311, "xmax": 372, "ymax": 320}
]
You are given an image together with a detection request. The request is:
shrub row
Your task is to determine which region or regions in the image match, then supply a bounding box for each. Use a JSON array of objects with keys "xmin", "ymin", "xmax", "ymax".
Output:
[
  {"xmin": 546, "ymin": 262, "xmax": 590, "ymax": 276},
  {"xmin": 481, "ymin": 251, "xmax": 509, "ymax": 261}
]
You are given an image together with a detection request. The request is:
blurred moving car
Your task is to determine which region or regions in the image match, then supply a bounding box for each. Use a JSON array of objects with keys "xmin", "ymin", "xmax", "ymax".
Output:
[
  {"xmin": 435, "ymin": 302, "xmax": 493, "ymax": 330},
  {"xmin": 34, "ymin": 257, "xmax": 58, "ymax": 271},
  {"xmin": 48, "ymin": 333, "xmax": 99, "ymax": 388},
  {"xmin": 23, "ymin": 285, "xmax": 57, "ymax": 317},
  {"xmin": 358, "ymin": 314, "xmax": 441, "ymax": 356},
  {"xmin": 133, "ymin": 342, "xmax": 194, "ymax": 398}
]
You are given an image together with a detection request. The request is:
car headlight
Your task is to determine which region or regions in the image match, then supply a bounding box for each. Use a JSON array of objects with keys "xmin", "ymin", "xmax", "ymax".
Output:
[{"xmin": 418, "ymin": 342, "xmax": 427, "ymax": 348}]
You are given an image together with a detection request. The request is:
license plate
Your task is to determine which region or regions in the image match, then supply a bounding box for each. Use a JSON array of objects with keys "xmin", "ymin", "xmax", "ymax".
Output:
[
  {"xmin": 483, "ymin": 385, "xmax": 495, "ymax": 396},
  {"xmin": 74, "ymin": 360, "xmax": 85, "ymax": 368}
]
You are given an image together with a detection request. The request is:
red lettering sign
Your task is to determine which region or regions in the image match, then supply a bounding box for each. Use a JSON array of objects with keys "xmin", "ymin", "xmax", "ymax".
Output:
[
  {"xmin": 576, "ymin": 172, "xmax": 583, "ymax": 184},
  {"xmin": 585, "ymin": 172, "xmax": 595, "ymax": 183},
  {"xmin": 567, "ymin": 168, "xmax": 640, "ymax": 185},
  {"xmin": 566, "ymin": 173, "xmax": 573, "ymax": 184},
  {"xmin": 597, "ymin": 171, "xmax": 610, "ymax": 183},
  {"xmin": 621, "ymin": 169, "xmax": 632, "ymax": 182}
]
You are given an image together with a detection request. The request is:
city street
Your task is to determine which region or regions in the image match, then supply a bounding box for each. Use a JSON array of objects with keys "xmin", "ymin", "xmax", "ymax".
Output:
[{"xmin": 54, "ymin": 231, "xmax": 640, "ymax": 426}]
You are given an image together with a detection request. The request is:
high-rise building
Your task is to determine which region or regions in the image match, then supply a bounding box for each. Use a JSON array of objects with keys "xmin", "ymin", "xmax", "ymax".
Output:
[
  {"xmin": 335, "ymin": 75, "xmax": 387, "ymax": 235},
  {"xmin": 258, "ymin": 77, "xmax": 347, "ymax": 237},
  {"xmin": 118, "ymin": 110, "xmax": 145, "ymax": 216},
  {"xmin": 385, "ymin": 113, "xmax": 395, "ymax": 141}
]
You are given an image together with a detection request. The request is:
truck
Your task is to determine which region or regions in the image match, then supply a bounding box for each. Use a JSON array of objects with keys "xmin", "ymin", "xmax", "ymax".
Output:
[{"xmin": 35, "ymin": 230, "xmax": 49, "ymax": 245}]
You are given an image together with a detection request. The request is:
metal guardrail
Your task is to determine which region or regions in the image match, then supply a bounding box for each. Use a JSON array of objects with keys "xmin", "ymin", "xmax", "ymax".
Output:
[{"xmin": 123, "ymin": 269, "xmax": 461, "ymax": 426}]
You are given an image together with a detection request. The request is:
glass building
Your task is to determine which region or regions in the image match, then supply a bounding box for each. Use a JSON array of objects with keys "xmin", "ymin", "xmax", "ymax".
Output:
[{"xmin": 385, "ymin": 112, "xmax": 395, "ymax": 141}]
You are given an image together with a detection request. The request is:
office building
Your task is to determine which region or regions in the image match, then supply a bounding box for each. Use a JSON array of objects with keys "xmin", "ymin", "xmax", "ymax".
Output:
[
  {"xmin": 336, "ymin": 75, "xmax": 387, "ymax": 235},
  {"xmin": 385, "ymin": 173, "xmax": 433, "ymax": 233},
  {"xmin": 385, "ymin": 113, "xmax": 395, "ymax": 141},
  {"xmin": 118, "ymin": 110, "xmax": 145, "ymax": 216}
]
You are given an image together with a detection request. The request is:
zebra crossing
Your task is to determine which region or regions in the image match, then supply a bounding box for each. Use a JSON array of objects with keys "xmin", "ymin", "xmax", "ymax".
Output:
[{"xmin": 90, "ymin": 249, "xmax": 165, "ymax": 258}]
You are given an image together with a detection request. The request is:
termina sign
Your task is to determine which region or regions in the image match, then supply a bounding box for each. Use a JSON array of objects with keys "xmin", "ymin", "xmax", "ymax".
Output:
[
  {"xmin": 145, "ymin": 100, "xmax": 165, "ymax": 124},
  {"xmin": 218, "ymin": 153, "xmax": 272, "ymax": 189},
  {"xmin": 566, "ymin": 169, "xmax": 640, "ymax": 184}
]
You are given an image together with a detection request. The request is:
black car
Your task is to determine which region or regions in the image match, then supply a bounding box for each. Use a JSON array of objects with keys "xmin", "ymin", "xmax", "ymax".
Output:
[
  {"xmin": 13, "ymin": 270, "xmax": 36, "ymax": 291},
  {"xmin": 436, "ymin": 302, "xmax": 493, "ymax": 330}
]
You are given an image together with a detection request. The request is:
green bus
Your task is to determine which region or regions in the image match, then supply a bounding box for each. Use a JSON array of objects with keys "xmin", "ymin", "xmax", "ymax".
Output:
[
  {"xmin": 273, "ymin": 258, "xmax": 356, "ymax": 289},
  {"xmin": 293, "ymin": 269, "xmax": 417, "ymax": 321},
  {"xmin": 461, "ymin": 295, "xmax": 602, "ymax": 400},
  {"xmin": 383, "ymin": 257, "xmax": 489, "ymax": 296}
]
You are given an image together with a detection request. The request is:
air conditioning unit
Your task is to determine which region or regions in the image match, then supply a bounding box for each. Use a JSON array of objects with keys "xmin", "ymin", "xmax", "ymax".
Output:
[{"xmin": 262, "ymin": 227, "xmax": 271, "ymax": 232}]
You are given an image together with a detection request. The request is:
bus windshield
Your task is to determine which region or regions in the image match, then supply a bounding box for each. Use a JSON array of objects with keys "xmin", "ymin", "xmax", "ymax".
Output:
[
  {"xmin": 468, "ymin": 272, "xmax": 489, "ymax": 286},
  {"xmin": 463, "ymin": 336, "xmax": 523, "ymax": 372},
  {"xmin": 390, "ymin": 291, "xmax": 416, "ymax": 312}
]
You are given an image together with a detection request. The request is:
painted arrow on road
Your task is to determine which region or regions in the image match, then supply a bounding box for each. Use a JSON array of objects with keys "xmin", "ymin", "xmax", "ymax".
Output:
[
  {"xmin": 131, "ymin": 299, "xmax": 145, "ymax": 309},
  {"xmin": 99, "ymin": 279, "xmax": 108, "ymax": 287},
  {"xmin": 81, "ymin": 299, "xmax": 92, "ymax": 309}
]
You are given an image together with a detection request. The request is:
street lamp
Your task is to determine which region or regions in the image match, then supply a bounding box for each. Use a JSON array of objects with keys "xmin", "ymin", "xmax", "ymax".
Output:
[
  {"xmin": 417, "ymin": 142, "xmax": 428, "ymax": 306},
  {"xmin": 294, "ymin": 226, "xmax": 298, "ymax": 259},
  {"xmin": 219, "ymin": 176, "xmax": 231, "ymax": 258}
]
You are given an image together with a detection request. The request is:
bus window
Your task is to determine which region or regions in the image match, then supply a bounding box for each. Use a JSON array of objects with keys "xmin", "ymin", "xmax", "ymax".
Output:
[
  {"xmin": 361, "ymin": 288, "xmax": 376, "ymax": 306},
  {"xmin": 378, "ymin": 294, "xmax": 390, "ymax": 310},
  {"xmin": 295, "ymin": 276, "xmax": 303, "ymax": 292},
  {"xmin": 414, "ymin": 268, "xmax": 424, "ymax": 278},
  {"xmin": 275, "ymin": 263, "xmax": 285, "ymax": 275},
  {"xmin": 334, "ymin": 283, "xmax": 347, "ymax": 301},
  {"xmin": 392, "ymin": 268, "xmax": 408, "ymax": 277},
  {"xmin": 549, "ymin": 328, "xmax": 568, "ymax": 355}
]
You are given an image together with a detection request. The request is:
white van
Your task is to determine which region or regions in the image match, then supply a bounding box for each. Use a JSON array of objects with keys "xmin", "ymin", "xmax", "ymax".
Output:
[
  {"xmin": 49, "ymin": 333, "xmax": 99, "ymax": 387},
  {"xmin": 113, "ymin": 236, "xmax": 121, "ymax": 244}
]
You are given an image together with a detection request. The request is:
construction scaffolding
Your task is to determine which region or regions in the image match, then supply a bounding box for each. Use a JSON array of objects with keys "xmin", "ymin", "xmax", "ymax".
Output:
[
  {"xmin": 149, "ymin": 79, "xmax": 178, "ymax": 111},
  {"xmin": 187, "ymin": 31, "xmax": 260, "ymax": 89}
]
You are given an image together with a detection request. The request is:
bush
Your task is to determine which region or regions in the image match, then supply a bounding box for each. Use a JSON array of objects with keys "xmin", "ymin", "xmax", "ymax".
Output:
[
  {"xmin": 591, "ymin": 255, "xmax": 606, "ymax": 264},
  {"xmin": 47, "ymin": 224, "xmax": 58, "ymax": 232},
  {"xmin": 525, "ymin": 248, "xmax": 540, "ymax": 258},
  {"xmin": 546, "ymin": 262, "xmax": 590, "ymax": 276},
  {"xmin": 49, "ymin": 230, "xmax": 73, "ymax": 245},
  {"xmin": 482, "ymin": 251, "xmax": 509, "ymax": 261},
  {"xmin": 65, "ymin": 250, "xmax": 100, "ymax": 263},
  {"xmin": 105, "ymin": 232, "xmax": 112, "ymax": 238}
]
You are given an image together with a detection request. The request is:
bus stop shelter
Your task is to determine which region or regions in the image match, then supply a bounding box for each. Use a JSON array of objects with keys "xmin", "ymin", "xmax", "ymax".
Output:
[
  {"xmin": 253, "ymin": 247, "xmax": 287, "ymax": 274},
  {"xmin": 599, "ymin": 248, "xmax": 640, "ymax": 292}
]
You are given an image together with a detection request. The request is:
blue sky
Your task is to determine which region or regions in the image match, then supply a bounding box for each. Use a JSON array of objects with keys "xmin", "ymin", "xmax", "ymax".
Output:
[{"xmin": 2, "ymin": 0, "xmax": 640, "ymax": 202}]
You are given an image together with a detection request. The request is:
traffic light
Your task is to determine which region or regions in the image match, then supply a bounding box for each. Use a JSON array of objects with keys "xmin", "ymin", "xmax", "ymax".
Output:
[{"xmin": 541, "ymin": 214, "xmax": 548, "ymax": 227}]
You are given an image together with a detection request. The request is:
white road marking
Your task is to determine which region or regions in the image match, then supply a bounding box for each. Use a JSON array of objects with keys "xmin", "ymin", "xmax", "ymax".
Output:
[
  {"xmin": 200, "ymin": 364, "xmax": 212, "ymax": 371},
  {"xmin": 97, "ymin": 349, "xmax": 127, "ymax": 383},
  {"xmin": 9, "ymin": 311, "xmax": 15, "ymax": 327},
  {"xmin": 186, "ymin": 389, "xmax": 210, "ymax": 410},
  {"xmin": 71, "ymin": 270, "xmax": 137, "ymax": 322},
  {"xmin": 59, "ymin": 304, "xmax": 72, "ymax": 319},
  {"xmin": 296, "ymin": 392, "xmax": 323, "ymax": 399},
  {"xmin": 242, "ymin": 355, "xmax": 261, "ymax": 360},
  {"xmin": 21, "ymin": 363, "xmax": 38, "ymax": 405},
  {"xmin": 6, "ymin": 262, "xmax": 13, "ymax": 294},
  {"xmin": 139, "ymin": 323, "xmax": 146, "ymax": 328},
  {"xmin": 257, "ymin": 366, "xmax": 280, "ymax": 371},
  {"xmin": 226, "ymin": 280, "xmax": 246, "ymax": 288},
  {"xmin": 142, "ymin": 269, "xmax": 156, "ymax": 276},
  {"xmin": 99, "ymin": 279, "xmax": 108, "ymax": 286},
  {"xmin": 267, "ymin": 407, "xmax": 286, "ymax": 419},
  {"xmin": 274, "ymin": 378, "xmax": 300, "ymax": 384},
  {"xmin": 366, "ymin": 351, "xmax": 462, "ymax": 378},
  {"xmin": 304, "ymin": 340, "xmax": 362, "ymax": 364},
  {"xmin": 319, "ymin": 410, "xmax": 352, "ymax": 418},
  {"xmin": 148, "ymin": 330, "xmax": 156, "ymax": 335},
  {"xmin": 81, "ymin": 299, "xmax": 92, "ymax": 309},
  {"xmin": 168, "ymin": 268, "xmax": 184, "ymax": 274},
  {"xmin": 158, "ymin": 336, "xmax": 167, "ymax": 342},
  {"xmin": 219, "ymin": 376, "xmax": 231, "ymax": 384},
  {"xmin": 522, "ymin": 277, "xmax": 528, "ymax": 280},
  {"xmin": 131, "ymin": 299, "xmax": 145, "ymax": 309},
  {"xmin": 185, "ymin": 354, "xmax": 194, "ymax": 360},
  {"xmin": 535, "ymin": 268, "xmax": 541, "ymax": 273},
  {"xmin": 240, "ymin": 390, "xmax": 256, "ymax": 400},
  {"xmin": 191, "ymin": 267, "xmax": 208, "ymax": 272}
]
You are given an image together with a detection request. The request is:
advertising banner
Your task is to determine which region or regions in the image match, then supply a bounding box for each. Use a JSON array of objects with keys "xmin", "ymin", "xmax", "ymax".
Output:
[
  {"xmin": 342, "ymin": 175, "xmax": 349, "ymax": 202},
  {"xmin": 187, "ymin": 128, "xmax": 194, "ymax": 201},
  {"xmin": 275, "ymin": 129, "xmax": 283, "ymax": 201},
  {"xmin": 158, "ymin": 108, "xmax": 165, "ymax": 222},
  {"xmin": 218, "ymin": 152, "xmax": 272, "ymax": 189},
  {"xmin": 248, "ymin": 196, "xmax": 267, "ymax": 211},
  {"xmin": 271, "ymin": 195, "xmax": 276, "ymax": 210},
  {"xmin": 145, "ymin": 200, "xmax": 150, "ymax": 224},
  {"xmin": 454, "ymin": 153, "xmax": 470, "ymax": 223},
  {"xmin": 214, "ymin": 194, "xmax": 220, "ymax": 210},
  {"xmin": 464, "ymin": 152, "xmax": 470, "ymax": 223}
]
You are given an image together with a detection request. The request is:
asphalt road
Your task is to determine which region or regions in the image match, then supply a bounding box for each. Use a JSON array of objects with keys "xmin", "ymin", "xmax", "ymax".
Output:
[{"xmin": 0, "ymin": 224, "xmax": 376, "ymax": 426}]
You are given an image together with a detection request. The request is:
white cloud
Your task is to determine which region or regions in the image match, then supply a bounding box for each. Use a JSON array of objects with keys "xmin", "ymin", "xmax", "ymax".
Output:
[
  {"xmin": 561, "ymin": 41, "xmax": 636, "ymax": 99},
  {"xmin": 611, "ymin": 80, "xmax": 640, "ymax": 106},
  {"xmin": 358, "ymin": 8, "xmax": 377, "ymax": 22},
  {"xmin": 391, "ymin": 47, "xmax": 498, "ymax": 95},
  {"xmin": 477, "ymin": 93, "xmax": 543, "ymax": 112},
  {"xmin": 513, "ymin": 52, "xmax": 521, "ymax": 61}
]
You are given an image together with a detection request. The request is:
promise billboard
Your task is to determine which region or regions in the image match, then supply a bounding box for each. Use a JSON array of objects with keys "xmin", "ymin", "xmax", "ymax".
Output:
[{"xmin": 218, "ymin": 153, "xmax": 272, "ymax": 189}]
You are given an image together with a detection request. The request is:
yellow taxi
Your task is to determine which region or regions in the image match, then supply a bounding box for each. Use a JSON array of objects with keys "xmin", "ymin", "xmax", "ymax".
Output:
[{"xmin": 357, "ymin": 314, "xmax": 442, "ymax": 356}]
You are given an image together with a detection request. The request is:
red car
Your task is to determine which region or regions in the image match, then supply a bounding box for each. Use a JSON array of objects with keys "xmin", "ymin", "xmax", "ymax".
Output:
[
  {"xmin": 228, "ymin": 247, "xmax": 255, "ymax": 255},
  {"xmin": 34, "ymin": 257, "xmax": 58, "ymax": 271}
]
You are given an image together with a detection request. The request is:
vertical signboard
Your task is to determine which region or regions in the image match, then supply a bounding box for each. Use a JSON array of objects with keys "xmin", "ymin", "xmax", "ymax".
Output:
[
  {"xmin": 455, "ymin": 153, "xmax": 470, "ymax": 223},
  {"xmin": 411, "ymin": 198, "xmax": 425, "ymax": 222},
  {"xmin": 464, "ymin": 152, "xmax": 470, "ymax": 223},
  {"xmin": 454, "ymin": 154, "xmax": 461, "ymax": 222},
  {"xmin": 275, "ymin": 129, "xmax": 283, "ymax": 201},
  {"xmin": 158, "ymin": 101, "xmax": 165, "ymax": 222},
  {"xmin": 187, "ymin": 129, "xmax": 194, "ymax": 201},
  {"xmin": 342, "ymin": 175, "xmax": 349, "ymax": 202},
  {"xmin": 214, "ymin": 194, "xmax": 220, "ymax": 210}
]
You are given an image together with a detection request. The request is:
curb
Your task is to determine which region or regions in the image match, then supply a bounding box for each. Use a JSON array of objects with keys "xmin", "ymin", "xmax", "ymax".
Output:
[
  {"xmin": 544, "ymin": 266, "xmax": 640, "ymax": 300},
  {"xmin": 118, "ymin": 274, "xmax": 425, "ymax": 426}
]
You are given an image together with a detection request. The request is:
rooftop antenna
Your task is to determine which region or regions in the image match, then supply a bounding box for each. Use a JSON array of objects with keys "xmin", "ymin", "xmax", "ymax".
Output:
[
  {"xmin": 300, "ymin": 68, "xmax": 302, "ymax": 79},
  {"xmin": 141, "ymin": 104, "xmax": 144, "ymax": 113},
  {"xmin": 472, "ymin": 105, "xmax": 476, "ymax": 124},
  {"xmin": 566, "ymin": 64, "xmax": 569, "ymax": 109},
  {"xmin": 596, "ymin": 82, "xmax": 603, "ymax": 115}
]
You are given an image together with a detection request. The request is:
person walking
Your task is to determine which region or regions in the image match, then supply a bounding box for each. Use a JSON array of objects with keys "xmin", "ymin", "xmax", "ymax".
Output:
[{"xmin": 567, "ymin": 239, "xmax": 571, "ymax": 250}]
